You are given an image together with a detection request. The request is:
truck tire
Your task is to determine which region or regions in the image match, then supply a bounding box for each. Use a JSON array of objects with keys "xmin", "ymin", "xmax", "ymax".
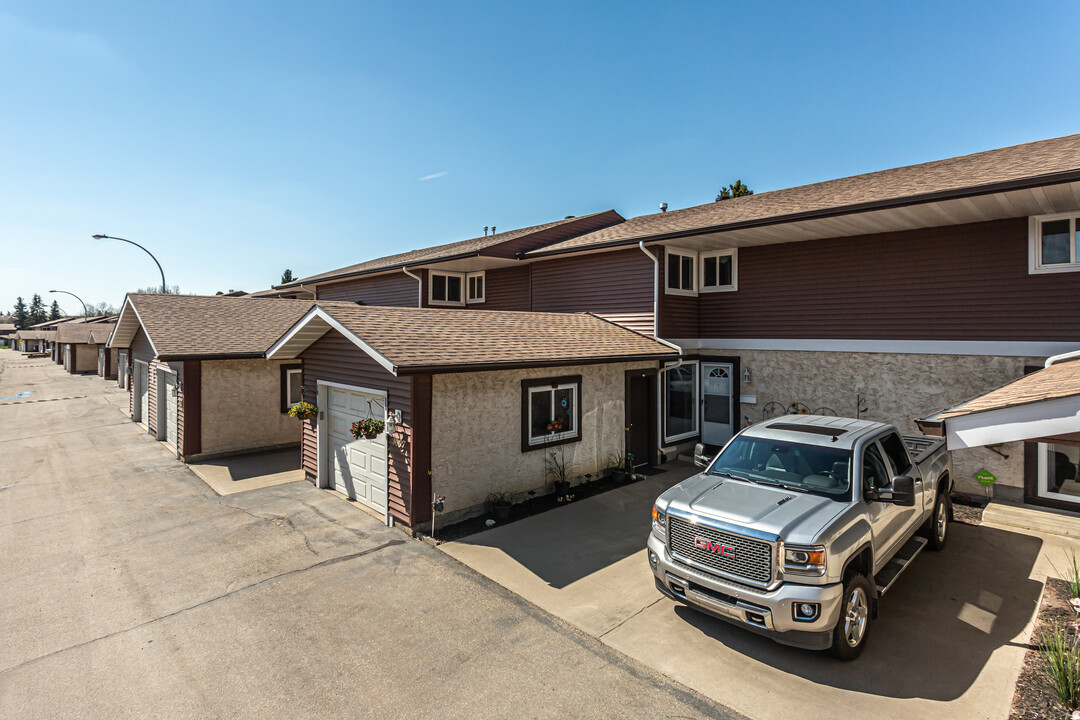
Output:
[
  {"xmin": 924, "ymin": 493, "xmax": 950, "ymax": 551},
  {"xmin": 830, "ymin": 573, "xmax": 872, "ymax": 660}
]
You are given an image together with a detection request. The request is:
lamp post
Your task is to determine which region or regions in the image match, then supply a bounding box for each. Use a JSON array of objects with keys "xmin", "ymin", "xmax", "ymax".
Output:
[
  {"xmin": 49, "ymin": 290, "xmax": 89, "ymax": 322},
  {"xmin": 92, "ymin": 234, "xmax": 167, "ymax": 293}
]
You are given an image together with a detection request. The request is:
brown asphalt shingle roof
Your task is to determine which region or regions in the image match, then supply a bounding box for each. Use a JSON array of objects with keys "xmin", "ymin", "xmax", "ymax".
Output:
[
  {"xmin": 281, "ymin": 210, "xmax": 619, "ymax": 287},
  {"xmin": 56, "ymin": 321, "xmax": 111, "ymax": 344},
  {"xmin": 929, "ymin": 359, "xmax": 1080, "ymax": 421},
  {"xmin": 525, "ymin": 133, "xmax": 1080, "ymax": 256},
  {"xmin": 15, "ymin": 330, "xmax": 55, "ymax": 341},
  {"xmin": 314, "ymin": 301, "xmax": 677, "ymax": 371},
  {"xmin": 127, "ymin": 294, "xmax": 314, "ymax": 358}
]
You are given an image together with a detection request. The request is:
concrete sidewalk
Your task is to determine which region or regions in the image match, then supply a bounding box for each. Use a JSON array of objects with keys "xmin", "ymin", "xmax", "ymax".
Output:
[{"xmin": 443, "ymin": 464, "xmax": 1080, "ymax": 720}]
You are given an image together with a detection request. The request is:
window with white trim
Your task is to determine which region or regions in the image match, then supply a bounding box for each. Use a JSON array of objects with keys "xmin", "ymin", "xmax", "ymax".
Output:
[
  {"xmin": 429, "ymin": 271, "xmax": 465, "ymax": 305},
  {"xmin": 281, "ymin": 365, "xmax": 303, "ymax": 412},
  {"xmin": 522, "ymin": 376, "xmax": 581, "ymax": 450},
  {"xmin": 700, "ymin": 249, "xmax": 737, "ymax": 292},
  {"xmin": 1030, "ymin": 213, "xmax": 1080, "ymax": 273},
  {"xmin": 665, "ymin": 249, "xmax": 696, "ymax": 295},
  {"xmin": 466, "ymin": 271, "xmax": 485, "ymax": 303},
  {"xmin": 663, "ymin": 362, "xmax": 698, "ymax": 441}
]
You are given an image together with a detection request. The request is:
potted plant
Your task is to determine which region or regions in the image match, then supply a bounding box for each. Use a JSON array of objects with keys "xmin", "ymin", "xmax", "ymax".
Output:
[
  {"xmin": 351, "ymin": 417, "xmax": 385, "ymax": 440},
  {"xmin": 546, "ymin": 450, "xmax": 574, "ymax": 502},
  {"xmin": 487, "ymin": 491, "xmax": 512, "ymax": 521},
  {"xmin": 607, "ymin": 450, "xmax": 627, "ymax": 484},
  {"xmin": 287, "ymin": 401, "xmax": 318, "ymax": 420}
]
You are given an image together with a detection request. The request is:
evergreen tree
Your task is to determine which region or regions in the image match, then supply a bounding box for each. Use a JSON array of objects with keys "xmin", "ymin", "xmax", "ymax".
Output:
[
  {"xmin": 281, "ymin": 269, "xmax": 295, "ymax": 284},
  {"xmin": 13, "ymin": 297, "xmax": 28, "ymax": 330},
  {"xmin": 48, "ymin": 300, "xmax": 61, "ymax": 320},
  {"xmin": 716, "ymin": 179, "xmax": 754, "ymax": 201},
  {"xmin": 28, "ymin": 294, "xmax": 46, "ymax": 326}
]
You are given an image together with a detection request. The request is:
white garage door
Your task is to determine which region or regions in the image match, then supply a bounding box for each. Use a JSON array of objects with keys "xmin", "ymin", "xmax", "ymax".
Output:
[
  {"xmin": 135, "ymin": 362, "xmax": 149, "ymax": 426},
  {"xmin": 98, "ymin": 347, "xmax": 106, "ymax": 376},
  {"xmin": 63, "ymin": 346, "xmax": 71, "ymax": 372},
  {"xmin": 161, "ymin": 371, "xmax": 178, "ymax": 448},
  {"xmin": 327, "ymin": 387, "xmax": 388, "ymax": 514}
]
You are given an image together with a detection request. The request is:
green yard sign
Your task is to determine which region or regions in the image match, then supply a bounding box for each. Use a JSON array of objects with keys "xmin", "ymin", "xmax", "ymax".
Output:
[{"xmin": 976, "ymin": 468, "xmax": 997, "ymax": 487}]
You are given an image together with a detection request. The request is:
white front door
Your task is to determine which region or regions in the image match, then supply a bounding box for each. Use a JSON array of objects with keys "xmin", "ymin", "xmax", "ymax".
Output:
[
  {"xmin": 159, "ymin": 370, "xmax": 178, "ymax": 448},
  {"xmin": 134, "ymin": 362, "xmax": 149, "ymax": 426},
  {"xmin": 327, "ymin": 387, "xmax": 388, "ymax": 514},
  {"xmin": 701, "ymin": 362, "xmax": 734, "ymax": 446},
  {"xmin": 98, "ymin": 347, "xmax": 106, "ymax": 376},
  {"xmin": 63, "ymin": 346, "xmax": 71, "ymax": 371}
]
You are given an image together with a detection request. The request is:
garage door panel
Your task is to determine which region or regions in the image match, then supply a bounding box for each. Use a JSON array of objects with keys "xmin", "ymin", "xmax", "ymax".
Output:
[{"xmin": 326, "ymin": 387, "xmax": 387, "ymax": 514}]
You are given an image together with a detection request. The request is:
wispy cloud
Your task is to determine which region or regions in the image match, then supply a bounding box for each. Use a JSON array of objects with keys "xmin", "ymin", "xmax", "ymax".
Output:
[
  {"xmin": 0, "ymin": 13, "xmax": 120, "ymax": 63},
  {"xmin": 418, "ymin": 171, "xmax": 448, "ymax": 182}
]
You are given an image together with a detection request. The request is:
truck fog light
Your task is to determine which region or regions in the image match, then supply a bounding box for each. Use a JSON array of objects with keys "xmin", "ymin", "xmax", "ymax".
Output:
[
  {"xmin": 648, "ymin": 551, "xmax": 659, "ymax": 568},
  {"xmin": 793, "ymin": 602, "xmax": 820, "ymax": 622}
]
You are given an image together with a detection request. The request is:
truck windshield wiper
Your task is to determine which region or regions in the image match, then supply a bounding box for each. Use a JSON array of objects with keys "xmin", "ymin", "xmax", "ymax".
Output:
[{"xmin": 710, "ymin": 470, "xmax": 754, "ymax": 484}]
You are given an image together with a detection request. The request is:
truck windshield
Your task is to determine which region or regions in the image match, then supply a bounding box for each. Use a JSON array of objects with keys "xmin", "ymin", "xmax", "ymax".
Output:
[{"xmin": 707, "ymin": 436, "xmax": 853, "ymax": 501}]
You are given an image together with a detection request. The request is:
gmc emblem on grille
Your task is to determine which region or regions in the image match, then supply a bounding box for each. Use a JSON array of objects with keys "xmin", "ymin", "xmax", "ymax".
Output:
[{"xmin": 693, "ymin": 537, "xmax": 736, "ymax": 559}]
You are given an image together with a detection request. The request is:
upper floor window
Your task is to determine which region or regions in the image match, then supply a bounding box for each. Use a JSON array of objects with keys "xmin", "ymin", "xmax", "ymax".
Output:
[
  {"xmin": 466, "ymin": 271, "xmax": 485, "ymax": 303},
  {"xmin": 1030, "ymin": 213, "xmax": 1080, "ymax": 274},
  {"xmin": 430, "ymin": 271, "xmax": 465, "ymax": 306},
  {"xmin": 666, "ymin": 249, "xmax": 696, "ymax": 295},
  {"xmin": 700, "ymin": 249, "xmax": 737, "ymax": 292}
]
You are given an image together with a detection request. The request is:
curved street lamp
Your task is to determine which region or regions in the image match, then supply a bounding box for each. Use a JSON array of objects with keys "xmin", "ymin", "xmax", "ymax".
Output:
[
  {"xmin": 92, "ymin": 234, "xmax": 166, "ymax": 293},
  {"xmin": 49, "ymin": 290, "xmax": 89, "ymax": 322}
]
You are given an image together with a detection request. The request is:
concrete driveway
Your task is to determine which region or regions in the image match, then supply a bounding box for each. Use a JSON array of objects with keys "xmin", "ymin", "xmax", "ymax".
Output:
[
  {"xmin": 443, "ymin": 462, "xmax": 1080, "ymax": 719},
  {"xmin": 0, "ymin": 351, "xmax": 737, "ymax": 719}
]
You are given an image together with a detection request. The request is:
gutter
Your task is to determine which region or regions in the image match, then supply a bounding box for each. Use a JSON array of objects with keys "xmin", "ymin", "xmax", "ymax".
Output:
[
  {"xmin": 527, "ymin": 170, "xmax": 1080, "ymax": 260},
  {"xmin": 402, "ymin": 267, "xmax": 423, "ymax": 307},
  {"xmin": 395, "ymin": 352, "xmax": 680, "ymax": 376},
  {"xmin": 276, "ymin": 250, "xmax": 484, "ymax": 292},
  {"xmin": 1045, "ymin": 349, "xmax": 1080, "ymax": 367}
]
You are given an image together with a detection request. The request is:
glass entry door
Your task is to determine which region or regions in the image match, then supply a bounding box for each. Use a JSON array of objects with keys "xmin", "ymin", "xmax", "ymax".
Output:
[
  {"xmin": 701, "ymin": 363, "xmax": 734, "ymax": 447},
  {"xmin": 1038, "ymin": 443, "xmax": 1080, "ymax": 506}
]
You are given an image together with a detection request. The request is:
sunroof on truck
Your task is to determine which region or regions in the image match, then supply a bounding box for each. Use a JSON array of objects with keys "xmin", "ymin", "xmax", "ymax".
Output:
[{"xmin": 768, "ymin": 423, "xmax": 848, "ymax": 437}]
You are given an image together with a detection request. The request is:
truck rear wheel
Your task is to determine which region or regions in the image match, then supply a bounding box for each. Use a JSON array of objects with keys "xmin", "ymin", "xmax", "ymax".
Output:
[{"xmin": 830, "ymin": 574, "xmax": 872, "ymax": 660}]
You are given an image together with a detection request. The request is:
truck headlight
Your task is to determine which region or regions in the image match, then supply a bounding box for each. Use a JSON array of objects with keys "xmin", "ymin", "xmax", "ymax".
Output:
[
  {"xmin": 651, "ymin": 506, "xmax": 666, "ymax": 537},
  {"xmin": 782, "ymin": 544, "xmax": 826, "ymax": 576}
]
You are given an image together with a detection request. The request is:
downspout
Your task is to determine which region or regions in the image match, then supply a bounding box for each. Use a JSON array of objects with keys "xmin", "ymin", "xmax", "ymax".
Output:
[
  {"xmin": 298, "ymin": 283, "xmax": 317, "ymax": 300},
  {"xmin": 402, "ymin": 267, "xmax": 423, "ymax": 308},
  {"xmin": 639, "ymin": 241, "xmax": 687, "ymax": 459}
]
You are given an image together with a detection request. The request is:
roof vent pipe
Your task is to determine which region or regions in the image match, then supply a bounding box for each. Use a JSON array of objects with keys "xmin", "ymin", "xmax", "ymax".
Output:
[
  {"xmin": 491, "ymin": 226, "xmax": 496, "ymax": 234},
  {"xmin": 483, "ymin": 226, "xmax": 488, "ymax": 236},
  {"xmin": 660, "ymin": 203, "xmax": 668, "ymax": 212}
]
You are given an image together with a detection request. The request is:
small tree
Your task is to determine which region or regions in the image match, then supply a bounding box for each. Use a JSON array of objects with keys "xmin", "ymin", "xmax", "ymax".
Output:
[
  {"xmin": 13, "ymin": 297, "xmax": 28, "ymax": 329},
  {"xmin": 716, "ymin": 179, "xmax": 754, "ymax": 201},
  {"xmin": 48, "ymin": 300, "xmax": 61, "ymax": 321},
  {"xmin": 281, "ymin": 269, "xmax": 295, "ymax": 284},
  {"xmin": 28, "ymin": 294, "xmax": 47, "ymax": 326}
]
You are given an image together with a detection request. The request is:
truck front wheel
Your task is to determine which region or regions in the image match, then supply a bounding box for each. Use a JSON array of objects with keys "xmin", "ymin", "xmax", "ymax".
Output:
[
  {"xmin": 830, "ymin": 574, "xmax": 872, "ymax": 660},
  {"xmin": 925, "ymin": 493, "xmax": 949, "ymax": 551}
]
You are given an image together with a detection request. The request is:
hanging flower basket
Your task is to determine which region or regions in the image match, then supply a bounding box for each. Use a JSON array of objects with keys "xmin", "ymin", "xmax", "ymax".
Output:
[
  {"xmin": 351, "ymin": 417, "xmax": 385, "ymax": 440},
  {"xmin": 288, "ymin": 401, "xmax": 318, "ymax": 420}
]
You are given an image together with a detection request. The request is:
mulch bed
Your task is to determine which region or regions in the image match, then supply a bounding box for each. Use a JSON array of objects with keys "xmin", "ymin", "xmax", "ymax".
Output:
[
  {"xmin": 951, "ymin": 492, "xmax": 986, "ymax": 526},
  {"xmin": 1010, "ymin": 577, "xmax": 1078, "ymax": 720},
  {"xmin": 425, "ymin": 473, "xmax": 645, "ymax": 544}
]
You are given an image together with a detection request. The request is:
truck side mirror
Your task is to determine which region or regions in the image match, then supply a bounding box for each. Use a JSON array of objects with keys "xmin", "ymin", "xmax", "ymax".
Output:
[{"xmin": 866, "ymin": 475, "xmax": 916, "ymax": 506}]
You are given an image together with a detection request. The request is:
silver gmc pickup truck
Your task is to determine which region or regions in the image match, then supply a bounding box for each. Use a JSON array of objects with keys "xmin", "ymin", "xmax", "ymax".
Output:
[{"xmin": 648, "ymin": 414, "xmax": 951, "ymax": 659}]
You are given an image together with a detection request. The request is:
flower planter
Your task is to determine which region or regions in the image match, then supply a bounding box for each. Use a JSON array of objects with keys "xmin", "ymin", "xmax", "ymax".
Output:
[
  {"xmin": 363, "ymin": 433, "xmax": 377, "ymax": 440},
  {"xmin": 492, "ymin": 503, "xmax": 511, "ymax": 521},
  {"xmin": 554, "ymin": 479, "xmax": 570, "ymax": 499},
  {"xmin": 611, "ymin": 468, "xmax": 627, "ymax": 484}
]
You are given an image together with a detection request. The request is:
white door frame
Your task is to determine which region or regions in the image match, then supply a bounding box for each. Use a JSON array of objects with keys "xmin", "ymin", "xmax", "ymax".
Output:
[
  {"xmin": 133, "ymin": 360, "xmax": 150, "ymax": 425},
  {"xmin": 701, "ymin": 361, "xmax": 735, "ymax": 447},
  {"xmin": 1037, "ymin": 442, "xmax": 1080, "ymax": 506},
  {"xmin": 317, "ymin": 380, "xmax": 390, "ymax": 524},
  {"xmin": 156, "ymin": 365, "xmax": 178, "ymax": 445}
]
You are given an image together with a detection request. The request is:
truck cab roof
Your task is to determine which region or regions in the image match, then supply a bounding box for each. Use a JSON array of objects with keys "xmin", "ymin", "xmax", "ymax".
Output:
[{"xmin": 740, "ymin": 415, "xmax": 890, "ymax": 451}]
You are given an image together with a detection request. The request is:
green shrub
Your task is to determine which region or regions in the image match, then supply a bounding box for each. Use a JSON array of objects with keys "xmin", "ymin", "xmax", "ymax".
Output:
[{"xmin": 1040, "ymin": 622, "xmax": 1080, "ymax": 713}]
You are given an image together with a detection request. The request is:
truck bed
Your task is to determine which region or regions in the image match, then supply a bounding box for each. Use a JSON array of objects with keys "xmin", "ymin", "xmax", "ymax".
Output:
[{"xmin": 903, "ymin": 435, "xmax": 945, "ymax": 465}]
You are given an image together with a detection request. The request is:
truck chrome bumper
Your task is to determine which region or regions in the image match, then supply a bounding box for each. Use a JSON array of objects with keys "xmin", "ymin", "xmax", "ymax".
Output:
[{"xmin": 647, "ymin": 533, "xmax": 844, "ymax": 650}]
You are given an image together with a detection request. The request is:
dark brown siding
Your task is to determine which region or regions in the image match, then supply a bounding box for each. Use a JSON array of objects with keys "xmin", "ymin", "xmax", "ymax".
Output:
[
  {"xmin": 530, "ymin": 248, "xmax": 655, "ymax": 335},
  {"xmin": 180, "ymin": 360, "xmax": 202, "ymax": 457},
  {"xmin": 483, "ymin": 266, "xmax": 531, "ymax": 311},
  {"xmin": 301, "ymin": 332, "xmax": 415, "ymax": 525},
  {"xmin": 656, "ymin": 246, "xmax": 698, "ymax": 338},
  {"xmin": 482, "ymin": 210, "xmax": 624, "ymax": 258},
  {"xmin": 699, "ymin": 218, "xmax": 1080, "ymax": 341},
  {"xmin": 318, "ymin": 271, "xmax": 419, "ymax": 306},
  {"xmin": 409, "ymin": 374, "xmax": 433, "ymax": 525}
]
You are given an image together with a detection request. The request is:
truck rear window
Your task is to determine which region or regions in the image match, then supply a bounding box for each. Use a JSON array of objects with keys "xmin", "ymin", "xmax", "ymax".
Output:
[{"xmin": 708, "ymin": 436, "xmax": 853, "ymax": 500}]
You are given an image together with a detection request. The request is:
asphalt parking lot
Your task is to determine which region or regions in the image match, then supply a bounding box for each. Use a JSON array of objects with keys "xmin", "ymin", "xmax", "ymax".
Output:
[
  {"xmin": 0, "ymin": 351, "xmax": 738, "ymax": 720},
  {"xmin": 444, "ymin": 453, "xmax": 1080, "ymax": 720}
]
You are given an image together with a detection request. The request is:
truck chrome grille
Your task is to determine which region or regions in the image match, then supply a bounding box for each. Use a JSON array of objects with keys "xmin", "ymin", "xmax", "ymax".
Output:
[{"xmin": 668, "ymin": 517, "xmax": 773, "ymax": 585}]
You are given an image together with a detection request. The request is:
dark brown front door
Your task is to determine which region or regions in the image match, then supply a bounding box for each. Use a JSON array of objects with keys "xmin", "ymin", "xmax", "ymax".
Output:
[{"xmin": 625, "ymin": 369, "xmax": 657, "ymax": 469}]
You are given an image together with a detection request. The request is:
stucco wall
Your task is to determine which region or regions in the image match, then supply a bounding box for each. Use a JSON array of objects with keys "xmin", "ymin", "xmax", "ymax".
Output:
[
  {"xmin": 430, "ymin": 360, "xmax": 657, "ymax": 518},
  {"xmin": 702, "ymin": 348, "xmax": 1043, "ymax": 497},
  {"xmin": 200, "ymin": 358, "xmax": 300, "ymax": 455}
]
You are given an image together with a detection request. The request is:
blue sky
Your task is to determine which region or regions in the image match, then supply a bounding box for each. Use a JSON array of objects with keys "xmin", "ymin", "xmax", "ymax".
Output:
[{"xmin": 1, "ymin": 1, "xmax": 1078, "ymax": 313}]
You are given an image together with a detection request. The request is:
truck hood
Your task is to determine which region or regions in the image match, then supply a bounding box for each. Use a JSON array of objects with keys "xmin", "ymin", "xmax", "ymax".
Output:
[{"xmin": 665, "ymin": 474, "xmax": 847, "ymax": 543}]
